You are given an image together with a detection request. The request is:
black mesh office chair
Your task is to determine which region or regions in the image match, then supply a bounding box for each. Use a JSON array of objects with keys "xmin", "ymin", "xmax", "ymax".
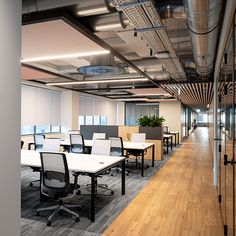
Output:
[
  {"xmin": 29, "ymin": 134, "xmax": 45, "ymax": 187},
  {"xmin": 109, "ymin": 137, "xmax": 129, "ymax": 176},
  {"xmin": 127, "ymin": 133, "xmax": 148, "ymax": 169},
  {"xmin": 69, "ymin": 134, "xmax": 85, "ymax": 153},
  {"xmin": 36, "ymin": 152, "xmax": 81, "ymax": 226}
]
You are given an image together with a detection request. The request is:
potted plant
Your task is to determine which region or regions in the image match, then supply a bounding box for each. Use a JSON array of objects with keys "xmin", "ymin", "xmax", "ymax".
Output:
[{"xmin": 138, "ymin": 115, "xmax": 165, "ymax": 139}]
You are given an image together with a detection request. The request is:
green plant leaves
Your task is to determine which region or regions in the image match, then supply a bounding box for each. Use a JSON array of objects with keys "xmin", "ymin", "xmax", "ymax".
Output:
[{"xmin": 137, "ymin": 115, "xmax": 165, "ymax": 127}]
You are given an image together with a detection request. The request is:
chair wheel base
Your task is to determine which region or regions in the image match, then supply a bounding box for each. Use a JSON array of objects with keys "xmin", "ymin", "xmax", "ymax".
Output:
[
  {"xmin": 47, "ymin": 221, "xmax": 51, "ymax": 226},
  {"xmin": 75, "ymin": 217, "xmax": 80, "ymax": 222}
]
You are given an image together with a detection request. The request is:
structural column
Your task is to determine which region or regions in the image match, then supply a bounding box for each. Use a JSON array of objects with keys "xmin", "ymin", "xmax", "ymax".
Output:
[{"xmin": 0, "ymin": 1, "xmax": 21, "ymax": 235}]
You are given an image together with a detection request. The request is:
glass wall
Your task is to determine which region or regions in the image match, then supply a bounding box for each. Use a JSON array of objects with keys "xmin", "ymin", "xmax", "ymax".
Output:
[
  {"xmin": 125, "ymin": 103, "xmax": 159, "ymax": 126},
  {"xmin": 217, "ymin": 13, "xmax": 235, "ymax": 236}
]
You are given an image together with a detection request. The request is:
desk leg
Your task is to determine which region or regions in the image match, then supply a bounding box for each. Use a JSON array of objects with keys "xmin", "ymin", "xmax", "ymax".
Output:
[
  {"xmin": 178, "ymin": 133, "xmax": 179, "ymax": 144},
  {"xmin": 121, "ymin": 160, "xmax": 125, "ymax": 195},
  {"xmin": 141, "ymin": 151, "xmax": 144, "ymax": 177},
  {"xmin": 91, "ymin": 175, "xmax": 95, "ymax": 222},
  {"xmin": 166, "ymin": 138, "xmax": 169, "ymax": 154},
  {"xmin": 171, "ymin": 136, "xmax": 173, "ymax": 150},
  {"xmin": 174, "ymin": 134, "xmax": 177, "ymax": 147},
  {"xmin": 152, "ymin": 145, "xmax": 155, "ymax": 167}
]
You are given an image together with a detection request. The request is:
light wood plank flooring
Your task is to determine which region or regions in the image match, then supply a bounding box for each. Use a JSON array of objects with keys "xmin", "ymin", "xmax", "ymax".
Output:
[{"xmin": 103, "ymin": 128, "xmax": 223, "ymax": 236}]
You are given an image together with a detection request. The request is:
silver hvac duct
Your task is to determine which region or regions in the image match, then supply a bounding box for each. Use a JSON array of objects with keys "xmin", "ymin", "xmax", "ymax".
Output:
[
  {"xmin": 183, "ymin": 0, "xmax": 223, "ymax": 76},
  {"xmin": 88, "ymin": 12, "xmax": 129, "ymax": 31},
  {"xmin": 22, "ymin": 0, "xmax": 116, "ymax": 15},
  {"xmin": 157, "ymin": 4, "xmax": 186, "ymax": 19}
]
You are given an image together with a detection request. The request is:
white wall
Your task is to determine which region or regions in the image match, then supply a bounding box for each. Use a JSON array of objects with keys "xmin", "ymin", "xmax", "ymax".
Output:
[
  {"xmin": 159, "ymin": 101, "xmax": 182, "ymax": 140},
  {"xmin": 0, "ymin": 1, "xmax": 21, "ymax": 235}
]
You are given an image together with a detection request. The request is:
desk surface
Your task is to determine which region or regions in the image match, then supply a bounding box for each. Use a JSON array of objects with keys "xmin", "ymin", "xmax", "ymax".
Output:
[
  {"xmin": 163, "ymin": 134, "xmax": 173, "ymax": 138},
  {"xmin": 21, "ymin": 150, "xmax": 125, "ymax": 174},
  {"xmin": 60, "ymin": 139, "xmax": 154, "ymax": 150}
]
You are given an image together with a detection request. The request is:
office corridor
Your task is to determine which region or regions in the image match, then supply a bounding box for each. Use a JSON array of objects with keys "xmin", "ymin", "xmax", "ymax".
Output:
[{"xmin": 103, "ymin": 128, "xmax": 224, "ymax": 236}]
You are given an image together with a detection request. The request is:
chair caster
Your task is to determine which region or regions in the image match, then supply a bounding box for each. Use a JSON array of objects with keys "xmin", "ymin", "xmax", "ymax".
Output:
[
  {"xmin": 75, "ymin": 217, "xmax": 80, "ymax": 222},
  {"xmin": 126, "ymin": 173, "xmax": 129, "ymax": 176},
  {"xmin": 35, "ymin": 212, "xmax": 40, "ymax": 216},
  {"xmin": 47, "ymin": 221, "xmax": 52, "ymax": 226},
  {"xmin": 111, "ymin": 173, "xmax": 114, "ymax": 176},
  {"xmin": 30, "ymin": 182, "xmax": 33, "ymax": 187},
  {"xmin": 111, "ymin": 191, "xmax": 114, "ymax": 195}
]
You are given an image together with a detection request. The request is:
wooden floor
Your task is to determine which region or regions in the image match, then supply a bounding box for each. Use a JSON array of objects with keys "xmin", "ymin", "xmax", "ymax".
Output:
[{"xmin": 103, "ymin": 128, "xmax": 224, "ymax": 236}]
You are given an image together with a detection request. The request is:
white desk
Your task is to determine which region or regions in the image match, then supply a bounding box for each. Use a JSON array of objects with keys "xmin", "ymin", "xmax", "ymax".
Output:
[
  {"xmin": 28, "ymin": 139, "xmax": 155, "ymax": 177},
  {"xmin": 61, "ymin": 140, "xmax": 155, "ymax": 177},
  {"xmin": 163, "ymin": 134, "xmax": 174, "ymax": 154},
  {"xmin": 21, "ymin": 150, "xmax": 125, "ymax": 222}
]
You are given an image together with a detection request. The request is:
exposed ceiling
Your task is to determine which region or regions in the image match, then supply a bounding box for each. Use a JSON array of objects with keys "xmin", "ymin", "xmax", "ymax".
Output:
[{"xmin": 21, "ymin": 0, "xmax": 226, "ymax": 109}]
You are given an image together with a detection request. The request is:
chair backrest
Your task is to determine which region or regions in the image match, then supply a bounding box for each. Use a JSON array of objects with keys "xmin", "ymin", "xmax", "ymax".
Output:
[
  {"xmin": 21, "ymin": 140, "xmax": 24, "ymax": 149},
  {"xmin": 70, "ymin": 134, "xmax": 84, "ymax": 153},
  {"xmin": 42, "ymin": 138, "xmax": 60, "ymax": 152},
  {"xmin": 91, "ymin": 139, "xmax": 111, "ymax": 156},
  {"xmin": 92, "ymin": 133, "xmax": 106, "ymax": 140},
  {"xmin": 34, "ymin": 134, "xmax": 45, "ymax": 151},
  {"xmin": 162, "ymin": 126, "xmax": 169, "ymax": 133},
  {"xmin": 40, "ymin": 152, "xmax": 70, "ymax": 198},
  {"xmin": 131, "ymin": 133, "xmax": 146, "ymax": 143},
  {"xmin": 109, "ymin": 137, "xmax": 124, "ymax": 156},
  {"xmin": 67, "ymin": 130, "xmax": 80, "ymax": 139}
]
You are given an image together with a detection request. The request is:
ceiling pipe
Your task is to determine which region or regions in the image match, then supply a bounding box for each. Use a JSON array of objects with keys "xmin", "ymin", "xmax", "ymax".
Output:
[
  {"xmin": 156, "ymin": 3, "xmax": 186, "ymax": 19},
  {"xmin": 22, "ymin": 0, "xmax": 116, "ymax": 15},
  {"xmin": 87, "ymin": 12, "xmax": 129, "ymax": 31},
  {"xmin": 183, "ymin": 0, "xmax": 223, "ymax": 76},
  {"xmin": 214, "ymin": 0, "xmax": 236, "ymax": 80}
]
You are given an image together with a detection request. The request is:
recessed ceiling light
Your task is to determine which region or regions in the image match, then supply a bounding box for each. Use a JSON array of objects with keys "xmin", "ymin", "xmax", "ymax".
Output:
[
  {"xmin": 46, "ymin": 78, "xmax": 149, "ymax": 86},
  {"xmin": 21, "ymin": 50, "xmax": 110, "ymax": 63}
]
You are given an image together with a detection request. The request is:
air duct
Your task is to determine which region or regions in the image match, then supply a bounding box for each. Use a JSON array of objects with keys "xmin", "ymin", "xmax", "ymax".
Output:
[
  {"xmin": 22, "ymin": 0, "xmax": 116, "ymax": 15},
  {"xmin": 88, "ymin": 12, "xmax": 129, "ymax": 31},
  {"xmin": 183, "ymin": 0, "xmax": 223, "ymax": 76},
  {"xmin": 156, "ymin": 3, "xmax": 186, "ymax": 19}
]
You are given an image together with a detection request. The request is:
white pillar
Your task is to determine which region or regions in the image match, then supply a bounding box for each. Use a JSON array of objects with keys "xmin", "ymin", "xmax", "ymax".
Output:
[{"xmin": 0, "ymin": 1, "xmax": 21, "ymax": 235}]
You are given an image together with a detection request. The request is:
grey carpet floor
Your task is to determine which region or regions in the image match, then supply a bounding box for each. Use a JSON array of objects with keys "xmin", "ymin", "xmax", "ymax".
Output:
[{"xmin": 21, "ymin": 150, "xmax": 176, "ymax": 236}]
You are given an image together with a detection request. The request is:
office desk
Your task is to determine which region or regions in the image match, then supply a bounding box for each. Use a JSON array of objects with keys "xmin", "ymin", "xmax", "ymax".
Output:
[
  {"xmin": 74, "ymin": 140, "xmax": 155, "ymax": 177},
  {"xmin": 168, "ymin": 131, "xmax": 179, "ymax": 146},
  {"xmin": 29, "ymin": 139, "xmax": 155, "ymax": 177},
  {"xmin": 163, "ymin": 134, "xmax": 173, "ymax": 154},
  {"xmin": 21, "ymin": 150, "xmax": 125, "ymax": 222}
]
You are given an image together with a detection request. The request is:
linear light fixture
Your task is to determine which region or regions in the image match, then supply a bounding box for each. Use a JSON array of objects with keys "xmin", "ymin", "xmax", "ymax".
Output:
[
  {"xmin": 77, "ymin": 7, "xmax": 108, "ymax": 16},
  {"xmin": 46, "ymin": 78, "xmax": 149, "ymax": 86},
  {"xmin": 116, "ymin": 98, "xmax": 148, "ymax": 102},
  {"xmin": 21, "ymin": 50, "xmax": 110, "ymax": 63}
]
